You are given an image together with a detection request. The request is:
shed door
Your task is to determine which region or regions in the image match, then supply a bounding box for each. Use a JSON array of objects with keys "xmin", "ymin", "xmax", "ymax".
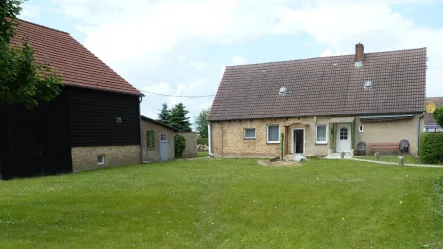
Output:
[{"xmin": 160, "ymin": 133, "xmax": 169, "ymax": 161}]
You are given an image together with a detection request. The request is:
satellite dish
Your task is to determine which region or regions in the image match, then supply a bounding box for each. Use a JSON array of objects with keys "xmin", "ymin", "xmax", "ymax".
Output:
[{"xmin": 426, "ymin": 102, "xmax": 437, "ymax": 114}]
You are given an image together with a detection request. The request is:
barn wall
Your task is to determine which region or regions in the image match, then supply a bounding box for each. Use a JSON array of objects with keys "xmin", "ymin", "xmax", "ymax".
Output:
[
  {"xmin": 71, "ymin": 145, "xmax": 140, "ymax": 172},
  {"xmin": 66, "ymin": 87, "xmax": 141, "ymax": 147}
]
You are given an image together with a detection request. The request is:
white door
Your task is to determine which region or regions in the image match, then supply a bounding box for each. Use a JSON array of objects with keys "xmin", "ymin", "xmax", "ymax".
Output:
[
  {"xmin": 336, "ymin": 124, "xmax": 351, "ymax": 152},
  {"xmin": 159, "ymin": 133, "xmax": 169, "ymax": 161}
]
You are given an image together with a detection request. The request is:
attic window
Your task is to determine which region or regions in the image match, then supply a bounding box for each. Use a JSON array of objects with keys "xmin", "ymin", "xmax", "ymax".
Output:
[
  {"xmin": 364, "ymin": 81, "xmax": 373, "ymax": 89},
  {"xmin": 279, "ymin": 87, "xmax": 287, "ymax": 95}
]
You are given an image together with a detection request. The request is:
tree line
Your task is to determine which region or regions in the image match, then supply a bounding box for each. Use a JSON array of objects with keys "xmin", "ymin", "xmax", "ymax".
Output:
[{"xmin": 157, "ymin": 103, "xmax": 209, "ymax": 140}]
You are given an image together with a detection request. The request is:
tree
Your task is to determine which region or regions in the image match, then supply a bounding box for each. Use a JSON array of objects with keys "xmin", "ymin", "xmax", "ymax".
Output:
[
  {"xmin": 157, "ymin": 103, "xmax": 171, "ymax": 124},
  {"xmin": 433, "ymin": 106, "xmax": 443, "ymax": 128},
  {"xmin": 195, "ymin": 108, "xmax": 210, "ymax": 138},
  {"xmin": 0, "ymin": 0, "xmax": 62, "ymax": 109},
  {"xmin": 169, "ymin": 103, "xmax": 192, "ymax": 131}
]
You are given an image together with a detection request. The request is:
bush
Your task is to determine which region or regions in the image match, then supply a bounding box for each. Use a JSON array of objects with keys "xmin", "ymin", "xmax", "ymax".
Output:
[
  {"xmin": 420, "ymin": 132, "xmax": 443, "ymax": 164},
  {"xmin": 174, "ymin": 134, "xmax": 187, "ymax": 158},
  {"xmin": 197, "ymin": 138, "xmax": 208, "ymax": 146}
]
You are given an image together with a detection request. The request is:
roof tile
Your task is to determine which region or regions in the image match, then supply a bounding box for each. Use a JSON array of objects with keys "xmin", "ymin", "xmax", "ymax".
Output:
[
  {"xmin": 208, "ymin": 48, "xmax": 427, "ymax": 121},
  {"xmin": 11, "ymin": 20, "xmax": 142, "ymax": 96}
]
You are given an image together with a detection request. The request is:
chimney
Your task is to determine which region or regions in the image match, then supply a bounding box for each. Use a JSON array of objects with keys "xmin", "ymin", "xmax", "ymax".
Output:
[{"xmin": 355, "ymin": 43, "xmax": 364, "ymax": 67}]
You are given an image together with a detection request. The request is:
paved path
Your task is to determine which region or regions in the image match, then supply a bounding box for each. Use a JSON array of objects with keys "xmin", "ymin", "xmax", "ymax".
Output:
[{"xmin": 347, "ymin": 158, "xmax": 443, "ymax": 168}]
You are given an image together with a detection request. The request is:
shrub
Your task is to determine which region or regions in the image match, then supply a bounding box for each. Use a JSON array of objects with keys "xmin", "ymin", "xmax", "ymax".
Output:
[
  {"xmin": 197, "ymin": 138, "xmax": 208, "ymax": 146},
  {"xmin": 174, "ymin": 134, "xmax": 187, "ymax": 158},
  {"xmin": 420, "ymin": 132, "xmax": 443, "ymax": 164}
]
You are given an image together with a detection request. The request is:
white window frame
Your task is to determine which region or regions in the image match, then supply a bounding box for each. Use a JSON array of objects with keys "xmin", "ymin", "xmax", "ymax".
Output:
[
  {"xmin": 315, "ymin": 124, "xmax": 328, "ymax": 144},
  {"xmin": 244, "ymin": 128, "xmax": 256, "ymax": 140},
  {"xmin": 98, "ymin": 155, "xmax": 105, "ymax": 165},
  {"xmin": 267, "ymin": 125, "xmax": 280, "ymax": 144},
  {"xmin": 359, "ymin": 125, "xmax": 364, "ymax": 133}
]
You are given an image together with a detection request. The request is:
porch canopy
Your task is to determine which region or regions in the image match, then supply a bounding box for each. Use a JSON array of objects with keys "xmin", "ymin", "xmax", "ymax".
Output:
[
  {"xmin": 329, "ymin": 117, "xmax": 355, "ymax": 123},
  {"xmin": 359, "ymin": 114, "xmax": 413, "ymax": 123},
  {"xmin": 284, "ymin": 121, "xmax": 310, "ymax": 127}
]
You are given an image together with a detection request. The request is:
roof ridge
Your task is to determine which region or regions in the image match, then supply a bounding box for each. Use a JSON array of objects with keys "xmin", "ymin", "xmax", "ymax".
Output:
[
  {"xmin": 226, "ymin": 47, "xmax": 427, "ymax": 68},
  {"xmin": 18, "ymin": 19, "xmax": 70, "ymax": 35}
]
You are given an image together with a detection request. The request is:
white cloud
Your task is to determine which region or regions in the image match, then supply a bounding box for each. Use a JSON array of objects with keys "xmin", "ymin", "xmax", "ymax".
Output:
[
  {"xmin": 188, "ymin": 61, "xmax": 209, "ymax": 69},
  {"xmin": 19, "ymin": 3, "xmax": 40, "ymax": 19},
  {"xmin": 50, "ymin": 0, "xmax": 443, "ymax": 99},
  {"xmin": 232, "ymin": 56, "xmax": 247, "ymax": 65}
]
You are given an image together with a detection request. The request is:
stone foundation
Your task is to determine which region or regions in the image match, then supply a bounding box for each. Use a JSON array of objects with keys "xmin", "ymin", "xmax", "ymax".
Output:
[{"xmin": 71, "ymin": 145, "xmax": 141, "ymax": 172}]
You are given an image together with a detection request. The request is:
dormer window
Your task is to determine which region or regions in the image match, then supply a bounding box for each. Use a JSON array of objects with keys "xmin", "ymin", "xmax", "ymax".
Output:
[
  {"xmin": 279, "ymin": 87, "xmax": 287, "ymax": 94},
  {"xmin": 364, "ymin": 81, "xmax": 373, "ymax": 89}
]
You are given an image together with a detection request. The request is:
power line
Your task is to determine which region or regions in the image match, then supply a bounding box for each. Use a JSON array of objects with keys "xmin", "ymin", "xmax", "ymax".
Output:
[{"xmin": 140, "ymin": 90, "xmax": 215, "ymax": 98}]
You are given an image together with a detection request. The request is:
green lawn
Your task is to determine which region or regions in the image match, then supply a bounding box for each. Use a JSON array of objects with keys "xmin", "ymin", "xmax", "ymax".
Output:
[
  {"xmin": 1, "ymin": 159, "xmax": 443, "ymax": 248},
  {"xmin": 356, "ymin": 155, "xmax": 423, "ymax": 164},
  {"xmin": 197, "ymin": 151, "xmax": 209, "ymax": 157}
]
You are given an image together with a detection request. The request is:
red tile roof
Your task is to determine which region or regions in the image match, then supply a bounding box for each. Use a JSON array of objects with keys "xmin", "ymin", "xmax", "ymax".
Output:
[
  {"xmin": 208, "ymin": 47, "xmax": 426, "ymax": 121},
  {"xmin": 11, "ymin": 20, "xmax": 142, "ymax": 96}
]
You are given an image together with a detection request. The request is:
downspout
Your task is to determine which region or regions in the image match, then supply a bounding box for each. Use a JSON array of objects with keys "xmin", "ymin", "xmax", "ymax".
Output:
[
  {"xmin": 139, "ymin": 97, "xmax": 143, "ymax": 163},
  {"xmin": 208, "ymin": 121, "xmax": 213, "ymax": 157},
  {"xmin": 417, "ymin": 112, "xmax": 425, "ymax": 156}
]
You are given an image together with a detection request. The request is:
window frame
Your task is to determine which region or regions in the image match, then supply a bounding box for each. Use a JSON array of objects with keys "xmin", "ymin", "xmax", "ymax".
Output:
[
  {"xmin": 98, "ymin": 155, "xmax": 105, "ymax": 165},
  {"xmin": 147, "ymin": 130, "xmax": 155, "ymax": 150},
  {"xmin": 267, "ymin": 125, "xmax": 281, "ymax": 144},
  {"xmin": 315, "ymin": 124, "xmax": 328, "ymax": 145},
  {"xmin": 244, "ymin": 128, "xmax": 256, "ymax": 140}
]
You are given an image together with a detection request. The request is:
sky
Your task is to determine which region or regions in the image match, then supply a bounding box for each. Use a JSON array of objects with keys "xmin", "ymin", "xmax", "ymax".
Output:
[{"xmin": 19, "ymin": 0, "xmax": 443, "ymax": 123}]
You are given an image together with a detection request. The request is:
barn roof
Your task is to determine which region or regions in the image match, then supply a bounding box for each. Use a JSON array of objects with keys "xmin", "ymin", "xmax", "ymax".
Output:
[{"xmin": 11, "ymin": 20, "xmax": 142, "ymax": 96}]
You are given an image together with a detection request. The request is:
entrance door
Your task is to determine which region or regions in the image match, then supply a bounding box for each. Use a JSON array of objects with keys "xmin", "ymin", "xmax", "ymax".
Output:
[
  {"xmin": 293, "ymin": 129, "xmax": 304, "ymax": 154},
  {"xmin": 159, "ymin": 133, "xmax": 169, "ymax": 161},
  {"xmin": 336, "ymin": 124, "xmax": 351, "ymax": 152}
]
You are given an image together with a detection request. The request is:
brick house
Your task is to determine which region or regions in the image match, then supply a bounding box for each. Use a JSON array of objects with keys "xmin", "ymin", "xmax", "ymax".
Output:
[{"xmin": 207, "ymin": 44, "xmax": 426, "ymax": 157}]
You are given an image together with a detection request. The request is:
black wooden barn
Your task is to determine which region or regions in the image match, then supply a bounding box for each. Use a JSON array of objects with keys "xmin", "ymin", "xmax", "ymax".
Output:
[{"xmin": 0, "ymin": 20, "xmax": 143, "ymax": 180}]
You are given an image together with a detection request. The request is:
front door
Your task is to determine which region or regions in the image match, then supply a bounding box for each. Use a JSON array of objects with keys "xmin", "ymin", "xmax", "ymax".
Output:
[
  {"xmin": 336, "ymin": 124, "xmax": 351, "ymax": 152},
  {"xmin": 159, "ymin": 133, "xmax": 169, "ymax": 161},
  {"xmin": 293, "ymin": 129, "xmax": 304, "ymax": 154}
]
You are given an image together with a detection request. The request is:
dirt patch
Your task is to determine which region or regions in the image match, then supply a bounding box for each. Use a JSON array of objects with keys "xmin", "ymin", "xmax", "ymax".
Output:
[{"xmin": 257, "ymin": 160, "xmax": 301, "ymax": 167}]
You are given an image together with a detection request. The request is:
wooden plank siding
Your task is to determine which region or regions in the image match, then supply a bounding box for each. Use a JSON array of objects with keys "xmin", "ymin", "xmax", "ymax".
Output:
[
  {"xmin": 66, "ymin": 87, "xmax": 141, "ymax": 147},
  {"xmin": 0, "ymin": 86, "xmax": 141, "ymax": 179}
]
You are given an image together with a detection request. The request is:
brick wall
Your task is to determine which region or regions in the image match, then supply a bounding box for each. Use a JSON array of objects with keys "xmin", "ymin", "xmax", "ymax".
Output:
[
  {"xmin": 210, "ymin": 115, "xmax": 422, "ymax": 157},
  {"xmin": 71, "ymin": 145, "xmax": 141, "ymax": 172}
]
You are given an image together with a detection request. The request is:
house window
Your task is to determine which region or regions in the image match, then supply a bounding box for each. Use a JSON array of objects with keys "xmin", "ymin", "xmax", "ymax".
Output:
[
  {"xmin": 267, "ymin": 125, "xmax": 280, "ymax": 143},
  {"xmin": 244, "ymin": 128, "xmax": 256, "ymax": 139},
  {"xmin": 147, "ymin": 131, "xmax": 155, "ymax": 150},
  {"xmin": 316, "ymin": 125, "xmax": 327, "ymax": 144},
  {"xmin": 359, "ymin": 125, "xmax": 364, "ymax": 133},
  {"xmin": 340, "ymin": 127, "xmax": 348, "ymax": 140},
  {"xmin": 160, "ymin": 133, "xmax": 167, "ymax": 141},
  {"xmin": 98, "ymin": 155, "xmax": 105, "ymax": 165}
]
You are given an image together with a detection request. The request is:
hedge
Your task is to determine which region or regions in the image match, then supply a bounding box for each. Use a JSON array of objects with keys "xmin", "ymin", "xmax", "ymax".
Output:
[
  {"xmin": 174, "ymin": 134, "xmax": 187, "ymax": 158},
  {"xmin": 420, "ymin": 132, "xmax": 443, "ymax": 164},
  {"xmin": 197, "ymin": 138, "xmax": 208, "ymax": 145}
]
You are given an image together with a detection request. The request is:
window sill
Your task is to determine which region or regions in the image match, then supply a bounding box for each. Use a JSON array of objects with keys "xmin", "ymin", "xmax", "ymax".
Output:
[
  {"xmin": 267, "ymin": 142, "xmax": 280, "ymax": 145},
  {"xmin": 315, "ymin": 142, "xmax": 328, "ymax": 145},
  {"xmin": 244, "ymin": 138, "xmax": 256, "ymax": 140}
]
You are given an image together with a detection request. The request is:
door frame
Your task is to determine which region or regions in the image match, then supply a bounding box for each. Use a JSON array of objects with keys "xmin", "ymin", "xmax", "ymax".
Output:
[
  {"xmin": 292, "ymin": 128, "xmax": 305, "ymax": 154},
  {"xmin": 335, "ymin": 123, "xmax": 352, "ymax": 152}
]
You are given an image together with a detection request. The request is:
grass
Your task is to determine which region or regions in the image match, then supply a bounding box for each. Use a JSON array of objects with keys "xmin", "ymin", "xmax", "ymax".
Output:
[
  {"xmin": 356, "ymin": 155, "xmax": 423, "ymax": 164},
  {"xmin": 197, "ymin": 151, "xmax": 209, "ymax": 157},
  {"xmin": 1, "ymin": 159, "xmax": 443, "ymax": 248}
]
